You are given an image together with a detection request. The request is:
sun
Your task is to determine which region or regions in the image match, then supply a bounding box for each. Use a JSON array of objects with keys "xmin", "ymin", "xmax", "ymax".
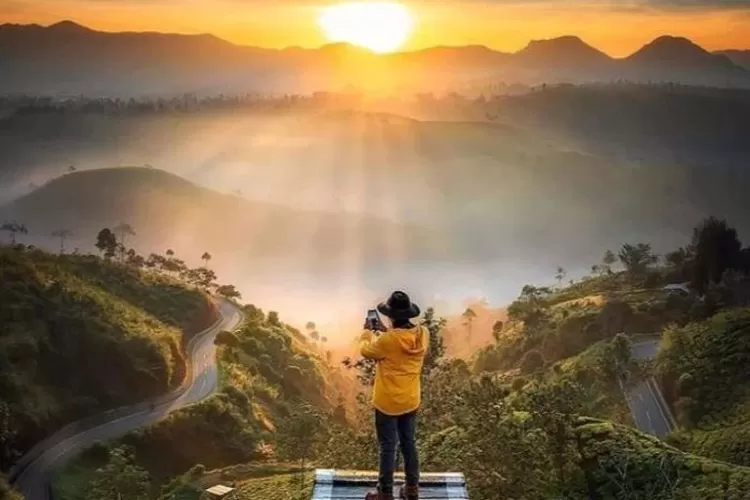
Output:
[{"xmin": 319, "ymin": 2, "xmax": 414, "ymax": 53}]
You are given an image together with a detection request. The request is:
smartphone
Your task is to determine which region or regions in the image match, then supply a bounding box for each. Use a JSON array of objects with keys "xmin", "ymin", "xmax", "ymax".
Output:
[{"xmin": 366, "ymin": 309, "xmax": 384, "ymax": 333}]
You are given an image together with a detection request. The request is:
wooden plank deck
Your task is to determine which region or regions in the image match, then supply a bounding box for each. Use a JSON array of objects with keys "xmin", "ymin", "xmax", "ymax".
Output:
[{"xmin": 311, "ymin": 470, "xmax": 469, "ymax": 499}]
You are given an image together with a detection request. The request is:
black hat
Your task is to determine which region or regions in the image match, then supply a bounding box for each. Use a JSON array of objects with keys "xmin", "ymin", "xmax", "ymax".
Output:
[{"xmin": 377, "ymin": 291, "xmax": 421, "ymax": 320}]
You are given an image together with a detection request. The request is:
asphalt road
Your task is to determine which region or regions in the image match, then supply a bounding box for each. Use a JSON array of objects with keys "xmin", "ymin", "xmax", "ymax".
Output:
[
  {"xmin": 624, "ymin": 339, "xmax": 676, "ymax": 438},
  {"xmin": 12, "ymin": 299, "xmax": 243, "ymax": 500}
]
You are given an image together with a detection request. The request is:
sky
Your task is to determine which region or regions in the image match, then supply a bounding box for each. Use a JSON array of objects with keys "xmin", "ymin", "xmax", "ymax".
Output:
[{"xmin": 1, "ymin": 0, "xmax": 749, "ymax": 56}]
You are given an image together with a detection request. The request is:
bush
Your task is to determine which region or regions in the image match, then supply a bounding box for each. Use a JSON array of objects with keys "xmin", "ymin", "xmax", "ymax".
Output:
[{"xmin": 519, "ymin": 349, "xmax": 546, "ymax": 374}]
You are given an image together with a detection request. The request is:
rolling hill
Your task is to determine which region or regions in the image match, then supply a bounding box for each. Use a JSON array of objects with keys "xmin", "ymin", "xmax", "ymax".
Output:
[{"xmin": 1, "ymin": 21, "xmax": 748, "ymax": 95}]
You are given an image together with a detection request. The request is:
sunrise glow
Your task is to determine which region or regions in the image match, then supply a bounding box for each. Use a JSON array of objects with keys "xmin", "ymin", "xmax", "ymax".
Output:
[{"xmin": 318, "ymin": 2, "xmax": 414, "ymax": 53}]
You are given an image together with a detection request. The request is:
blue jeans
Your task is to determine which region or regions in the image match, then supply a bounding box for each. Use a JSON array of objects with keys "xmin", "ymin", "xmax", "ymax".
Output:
[{"xmin": 375, "ymin": 410, "xmax": 419, "ymax": 493}]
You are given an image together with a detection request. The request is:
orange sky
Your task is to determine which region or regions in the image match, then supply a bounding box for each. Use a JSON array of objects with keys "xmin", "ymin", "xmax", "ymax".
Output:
[{"xmin": 2, "ymin": 0, "xmax": 749, "ymax": 56}]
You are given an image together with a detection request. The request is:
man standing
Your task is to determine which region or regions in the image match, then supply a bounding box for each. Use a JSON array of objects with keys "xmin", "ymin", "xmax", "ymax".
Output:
[{"xmin": 360, "ymin": 291, "xmax": 428, "ymax": 500}]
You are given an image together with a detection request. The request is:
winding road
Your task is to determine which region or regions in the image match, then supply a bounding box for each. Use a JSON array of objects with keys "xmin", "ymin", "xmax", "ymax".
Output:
[
  {"xmin": 623, "ymin": 338, "xmax": 677, "ymax": 438},
  {"xmin": 10, "ymin": 299, "xmax": 243, "ymax": 500}
]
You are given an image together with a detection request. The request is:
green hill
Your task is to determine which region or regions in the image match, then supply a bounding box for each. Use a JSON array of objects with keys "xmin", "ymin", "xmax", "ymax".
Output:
[
  {"xmin": 0, "ymin": 166, "xmax": 439, "ymax": 271},
  {"xmin": 53, "ymin": 304, "xmax": 341, "ymax": 497},
  {"xmin": 658, "ymin": 308, "xmax": 750, "ymax": 466},
  {"xmin": 0, "ymin": 244, "xmax": 216, "ymax": 464},
  {"xmin": 576, "ymin": 417, "xmax": 750, "ymax": 499}
]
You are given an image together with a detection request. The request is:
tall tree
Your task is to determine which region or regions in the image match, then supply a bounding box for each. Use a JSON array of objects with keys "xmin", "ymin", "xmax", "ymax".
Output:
[
  {"xmin": 492, "ymin": 320, "xmax": 505, "ymax": 343},
  {"xmin": 462, "ymin": 307, "xmax": 478, "ymax": 341},
  {"xmin": 84, "ymin": 446, "xmax": 150, "ymax": 500},
  {"xmin": 95, "ymin": 228, "xmax": 117, "ymax": 259},
  {"xmin": 618, "ymin": 243, "xmax": 658, "ymax": 278},
  {"xmin": 691, "ymin": 217, "xmax": 742, "ymax": 294},
  {"xmin": 555, "ymin": 266, "xmax": 567, "ymax": 287},
  {"xmin": 201, "ymin": 252, "xmax": 212, "ymax": 267},
  {"xmin": 113, "ymin": 223, "xmax": 136, "ymax": 261},
  {"xmin": 276, "ymin": 404, "xmax": 324, "ymax": 490},
  {"xmin": 602, "ymin": 249, "xmax": 617, "ymax": 275},
  {"xmin": 422, "ymin": 307, "xmax": 446, "ymax": 374},
  {"xmin": 216, "ymin": 284, "xmax": 241, "ymax": 300},
  {"xmin": 51, "ymin": 229, "xmax": 72, "ymax": 254},
  {"xmin": 0, "ymin": 222, "xmax": 28, "ymax": 245}
]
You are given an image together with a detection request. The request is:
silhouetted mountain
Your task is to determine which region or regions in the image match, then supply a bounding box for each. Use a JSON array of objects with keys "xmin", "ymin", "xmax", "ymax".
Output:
[
  {"xmin": 515, "ymin": 36, "xmax": 612, "ymax": 68},
  {"xmin": 716, "ymin": 49, "xmax": 750, "ymax": 70},
  {"xmin": 624, "ymin": 36, "xmax": 743, "ymax": 84},
  {"xmin": 0, "ymin": 21, "xmax": 748, "ymax": 95}
]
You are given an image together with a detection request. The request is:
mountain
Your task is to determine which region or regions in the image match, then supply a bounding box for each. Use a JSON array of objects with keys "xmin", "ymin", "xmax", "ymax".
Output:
[
  {"xmin": 716, "ymin": 49, "xmax": 750, "ymax": 70},
  {"xmin": 514, "ymin": 36, "xmax": 612, "ymax": 68},
  {"xmin": 1, "ymin": 21, "xmax": 748, "ymax": 95},
  {"xmin": 625, "ymin": 36, "xmax": 744, "ymax": 84}
]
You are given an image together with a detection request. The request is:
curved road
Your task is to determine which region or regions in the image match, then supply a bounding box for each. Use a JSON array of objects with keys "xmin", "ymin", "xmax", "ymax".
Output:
[
  {"xmin": 12, "ymin": 299, "xmax": 243, "ymax": 500},
  {"xmin": 623, "ymin": 338, "xmax": 677, "ymax": 438}
]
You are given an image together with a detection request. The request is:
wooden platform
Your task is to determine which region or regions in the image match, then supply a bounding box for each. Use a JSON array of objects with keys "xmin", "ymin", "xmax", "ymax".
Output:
[{"xmin": 311, "ymin": 470, "xmax": 468, "ymax": 499}]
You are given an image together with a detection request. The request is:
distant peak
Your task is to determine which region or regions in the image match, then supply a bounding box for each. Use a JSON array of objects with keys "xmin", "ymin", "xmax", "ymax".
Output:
[
  {"xmin": 526, "ymin": 35, "xmax": 587, "ymax": 47},
  {"xmin": 48, "ymin": 20, "xmax": 91, "ymax": 33},
  {"xmin": 641, "ymin": 35, "xmax": 705, "ymax": 52}
]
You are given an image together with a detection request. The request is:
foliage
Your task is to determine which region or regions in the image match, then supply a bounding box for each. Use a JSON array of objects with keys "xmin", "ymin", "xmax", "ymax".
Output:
[
  {"xmin": 576, "ymin": 417, "xmax": 750, "ymax": 500},
  {"xmin": 216, "ymin": 284, "xmax": 242, "ymax": 300},
  {"xmin": 656, "ymin": 308, "xmax": 750, "ymax": 465},
  {"xmin": 619, "ymin": 243, "xmax": 658, "ymax": 278},
  {"xmin": 0, "ymin": 245, "xmax": 215, "ymax": 460},
  {"xmin": 95, "ymin": 228, "xmax": 117, "ymax": 258},
  {"xmin": 519, "ymin": 349, "xmax": 546, "ymax": 374},
  {"xmin": 691, "ymin": 217, "xmax": 743, "ymax": 294},
  {"xmin": 422, "ymin": 307, "xmax": 446, "ymax": 374},
  {"xmin": 84, "ymin": 446, "xmax": 150, "ymax": 500}
]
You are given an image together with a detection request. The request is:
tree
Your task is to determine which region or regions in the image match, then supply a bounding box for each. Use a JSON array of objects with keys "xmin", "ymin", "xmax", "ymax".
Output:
[
  {"xmin": 166, "ymin": 249, "xmax": 175, "ymax": 258},
  {"xmin": 691, "ymin": 217, "xmax": 742, "ymax": 294},
  {"xmin": 113, "ymin": 223, "xmax": 136, "ymax": 261},
  {"xmin": 276, "ymin": 404, "xmax": 324, "ymax": 490},
  {"xmin": 555, "ymin": 266, "xmax": 567, "ymax": 287},
  {"xmin": 84, "ymin": 446, "xmax": 150, "ymax": 500},
  {"xmin": 519, "ymin": 349, "xmax": 546, "ymax": 374},
  {"xmin": 95, "ymin": 228, "xmax": 117, "ymax": 259},
  {"xmin": 462, "ymin": 307, "xmax": 477, "ymax": 341},
  {"xmin": 0, "ymin": 221, "xmax": 28, "ymax": 245},
  {"xmin": 310, "ymin": 330, "xmax": 320, "ymax": 342},
  {"xmin": 665, "ymin": 247, "xmax": 690, "ymax": 269},
  {"xmin": 306, "ymin": 321, "xmax": 316, "ymax": 331},
  {"xmin": 51, "ymin": 229, "xmax": 72, "ymax": 254},
  {"xmin": 422, "ymin": 307, "xmax": 446, "ymax": 374},
  {"xmin": 267, "ymin": 311, "xmax": 281, "ymax": 326},
  {"xmin": 201, "ymin": 252, "xmax": 212, "ymax": 267},
  {"xmin": 618, "ymin": 243, "xmax": 658, "ymax": 278},
  {"xmin": 492, "ymin": 320, "xmax": 504, "ymax": 342},
  {"xmin": 216, "ymin": 284, "xmax": 241, "ymax": 299},
  {"xmin": 321, "ymin": 336, "xmax": 328, "ymax": 344},
  {"xmin": 602, "ymin": 249, "xmax": 617, "ymax": 275}
]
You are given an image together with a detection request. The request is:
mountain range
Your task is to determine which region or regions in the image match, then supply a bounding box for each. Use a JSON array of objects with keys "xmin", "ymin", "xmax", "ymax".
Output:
[{"xmin": 1, "ymin": 20, "xmax": 748, "ymax": 96}]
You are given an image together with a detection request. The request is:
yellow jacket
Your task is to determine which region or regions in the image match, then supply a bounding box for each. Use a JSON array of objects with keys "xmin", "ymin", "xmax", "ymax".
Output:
[{"xmin": 359, "ymin": 325, "xmax": 428, "ymax": 416}]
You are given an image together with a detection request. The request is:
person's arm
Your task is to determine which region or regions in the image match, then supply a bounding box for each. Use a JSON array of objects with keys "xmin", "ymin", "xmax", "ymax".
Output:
[{"xmin": 359, "ymin": 330, "xmax": 388, "ymax": 360}]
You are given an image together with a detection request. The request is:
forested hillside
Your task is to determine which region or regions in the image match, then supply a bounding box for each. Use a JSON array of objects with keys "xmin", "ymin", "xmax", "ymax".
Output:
[
  {"xmin": 42, "ymin": 215, "xmax": 750, "ymax": 500},
  {"xmin": 0, "ymin": 244, "xmax": 218, "ymax": 467},
  {"xmin": 54, "ymin": 304, "xmax": 347, "ymax": 498}
]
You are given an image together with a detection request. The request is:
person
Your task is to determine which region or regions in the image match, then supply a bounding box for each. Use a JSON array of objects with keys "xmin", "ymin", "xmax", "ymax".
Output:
[{"xmin": 360, "ymin": 291, "xmax": 429, "ymax": 500}]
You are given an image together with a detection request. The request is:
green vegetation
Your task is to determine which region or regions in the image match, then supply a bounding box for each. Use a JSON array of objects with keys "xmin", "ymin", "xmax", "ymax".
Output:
[
  {"xmin": 657, "ymin": 308, "xmax": 750, "ymax": 466},
  {"xmin": 577, "ymin": 417, "xmax": 750, "ymax": 499},
  {"xmin": 54, "ymin": 303, "xmax": 337, "ymax": 497},
  {"xmin": 0, "ymin": 244, "xmax": 216, "ymax": 463}
]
